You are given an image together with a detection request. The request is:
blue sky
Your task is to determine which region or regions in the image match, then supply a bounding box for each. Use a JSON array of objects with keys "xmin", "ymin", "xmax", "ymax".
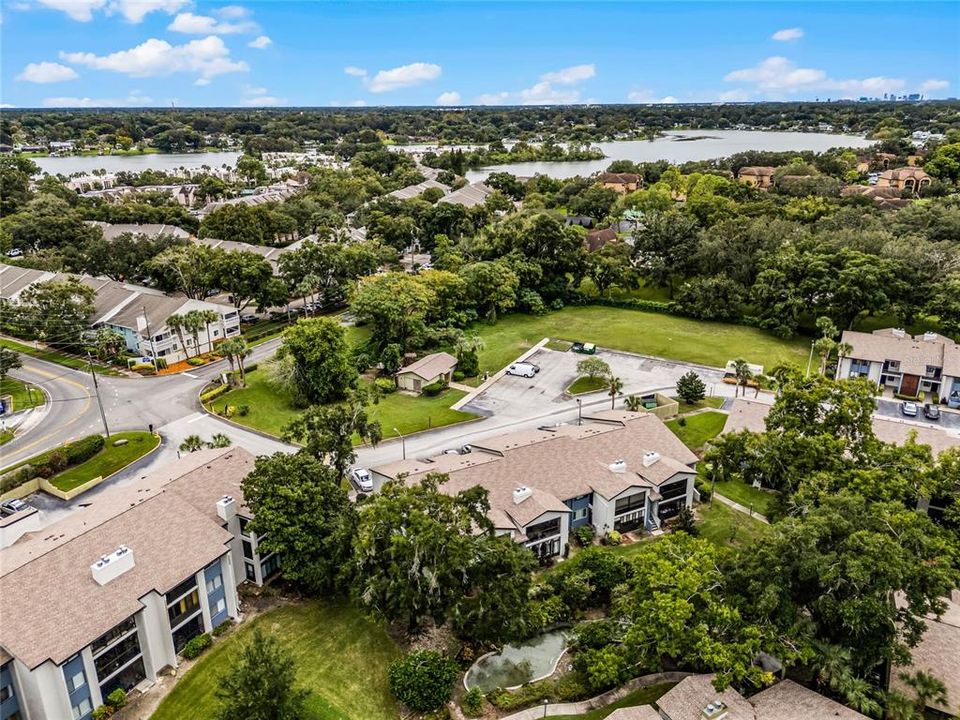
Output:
[{"xmin": 1, "ymin": 1, "xmax": 957, "ymax": 108}]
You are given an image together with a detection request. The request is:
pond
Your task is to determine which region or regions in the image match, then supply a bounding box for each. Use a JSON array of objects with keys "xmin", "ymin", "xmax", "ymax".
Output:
[
  {"xmin": 463, "ymin": 629, "xmax": 571, "ymax": 693},
  {"xmin": 30, "ymin": 151, "xmax": 242, "ymax": 176}
]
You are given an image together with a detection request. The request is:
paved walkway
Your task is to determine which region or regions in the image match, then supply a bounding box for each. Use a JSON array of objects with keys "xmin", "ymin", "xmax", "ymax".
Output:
[{"xmin": 713, "ymin": 493, "xmax": 770, "ymax": 524}]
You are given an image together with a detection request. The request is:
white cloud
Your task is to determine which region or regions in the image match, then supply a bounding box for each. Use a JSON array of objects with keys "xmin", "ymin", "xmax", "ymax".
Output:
[
  {"xmin": 42, "ymin": 91, "xmax": 152, "ymax": 107},
  {"xmin": 248, "ymin": 35, "xmax": 272, "ymax": 49},
  {"xmin": 109, "ymin": 0, "xmax": 188, "ymax": 23},
  {"xmin": 518, "ymin": 81, "xmax": 580, "ymax": 105},
  {"xmin": 474, "ymin": 91, "xmax": 509, "ymax": 105},
  {"xmin": 921, "ymin": 78, "xmax": 950, "ymax": 92},
  {"xmin": 61, "ymin": 36, "xmax": 248, "ymax": 82},
  {"xmin": 37, "ymin": 0, "xmax": 106, "ymax": 22},
  {"xmin": 366, "ymin": 62, "xmax": 441, "ymax": 92},
  {"xmin": 167, "ymin": 11, "xmax": 256, "ymax": 34},
  {"xmin": 627, "ymin": 88, "xmax": 677, "ymax": 104},
  {"xmin": 217, "ymin": 5, "xmax": 250, "ymax": 20},
  {"xmin": 194, "ymin": 77, "xmax": 211, "ymax": 86},
  {"xmin": 344, "ymin": 66, "xmax": 367, "ymax": 77},
  {"xmin": 724, "ymin": 56, "xmax": 905, "ymax": 97},
  {"xmin": 241, "ymin": 84, "xmax": 285, "ymax": 106},
  {"xmin": 17, "ymin": 61, "xmax": 79, "ymax": 83},
  {"xmin": 0, "ymin": 104, "xmax": 17, "ymax": 109},
  {"xmin": 436, "ymin": 91, "xmax": 461, "ymax": 106},
  {"xmin": 771, "ymin": 27, "xmax": 804, "ymax": 41},
  {"xmin": 36, "ymin": 0, "xmax": 185, "ymax": 22},
  {"xmin": 718, "ymin": 88, "xmax": 751, "ymax": 102},
  {"xmin": 540, "ymin": 64, "xmax": 595, "ymax": 85}
]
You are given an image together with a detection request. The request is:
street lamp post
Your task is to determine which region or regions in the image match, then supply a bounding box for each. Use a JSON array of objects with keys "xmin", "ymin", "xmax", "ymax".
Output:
[
  {"xmin": 576, "ymin": 398, "xmax": 582, "ymax": 426},
  {"xmin": 393, "ymin": 427, "xmax": 406, "ymax": 460}
]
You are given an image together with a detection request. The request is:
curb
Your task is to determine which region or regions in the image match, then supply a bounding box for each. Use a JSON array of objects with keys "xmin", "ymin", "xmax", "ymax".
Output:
[{"xmin": 450, "ymin": 338, "xmax": 550, "ymax": 411}]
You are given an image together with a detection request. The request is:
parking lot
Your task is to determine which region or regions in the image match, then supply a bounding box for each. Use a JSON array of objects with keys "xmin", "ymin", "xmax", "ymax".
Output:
[
  {"xmin": 875, "ymin": 397, "xmax": 960, "ymax": 431},
  {"xmin": 461, "ymin": 345, "xmax": 738, "ymax": 421}
]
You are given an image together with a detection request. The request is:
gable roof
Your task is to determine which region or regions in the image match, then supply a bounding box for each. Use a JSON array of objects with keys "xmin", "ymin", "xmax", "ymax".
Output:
[
  {"xmin": 750, "ymin": 679, "xmax": 868, "ymax": 720},
  {"xmin": 586, "ymin": 228, "xmax": 619, "ymax": 251},
  {"xmin": 657, "ymin": 674, "xmax": 756, "ymax": 720},
  {"xmin": 738, "ymin": 166, "xmax": 775, "ymax": 177},
  {"xmin": 398, "ymin": 352, "xmax": 458, "ymax": 380},
  {"xmin": 438, "ymin": 182, "xmax": 494, "ymax": 208},
  {"xmin": 840, "ymin": 329, "xmax": 955, "ymax": 376},
  {"xmin": 598, "ymin": 172, "xmax": 640, "ymax": 184}
]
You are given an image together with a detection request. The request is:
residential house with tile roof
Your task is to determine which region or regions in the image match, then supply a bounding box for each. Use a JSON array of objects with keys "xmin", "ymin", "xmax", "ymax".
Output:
[
  {"xmin": 369, "ymin": 410, "xmax": 699, "ymax": 560},
  {"xmin": 0, "ymin": 448, "xmax": 274, "ymax": 720}
]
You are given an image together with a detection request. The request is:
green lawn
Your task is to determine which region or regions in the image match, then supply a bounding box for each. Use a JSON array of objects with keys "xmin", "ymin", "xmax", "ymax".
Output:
[
  {"xmin": 0, "ymin": 377, "xmax": 45, "ymax": 412},
  {"xmin": 150, "ymin": 602, "xmax": 400, "ymax": 720},
  {"xmin": 665, "ymin": 411, "xmax": 727, "ymax": 451},
  {"xmin": 472, "ymin": 307, "xmax": 808, "ymax": 376},
  {"xmin": 711, "ymin": 479, "xmax": 777, "ymax": 517},
  {"xmin": 0, "ymin": 338, "xmax": 118, "ymax": 375},
  {"xmin": 550, "ymin": 683, "xmax": 675, "ymax": 720},
  {"xmin": 50, "ymin": 431, "xmax": 159, "ymax": 492},
  {"xmin": 0, "ymin": 430, "xmax": 13, "ymax": 446},
  {"xmin": 567, "ymin": 375, "xmax": 608, "ymax": 395},
  {"xmin": 207, "ymin": 369, "xmax": 476, "ymax": 440},
  {"xmin": 698, "ymin": 501, "xmax": 770, "ymax": 550},
  {"xmin": 675, "ymin": 396, "xmax": 725, "ymax": 414}
]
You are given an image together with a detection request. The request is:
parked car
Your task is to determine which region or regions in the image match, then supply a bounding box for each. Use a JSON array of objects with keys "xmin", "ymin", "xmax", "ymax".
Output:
[
  {"xmin": 240, "ymin": 314, "xmax": 258, "ymax": 323},
  {"xmin": 923, "ymin": 404, "xmax": 941, "ymax": 421},
  {"xmin": 350, "ymin": 468, "xmax": 373, "ymax": 492},
  {"xmin": 5, "ymin": 248, "xmax": 23, "ymax": 258},
  {"xmin": 572, "ymin": 342, "xmax": 596, "ymax": 354},
  {"xmin": 900, "ymin": 401, "xmax": 919, "ymax": 417},
  {"xmin": 506, "ymin": 362, "xmax": 538, "ymax": 378},
  {"xmin": 0, "ymin": 498, "xmax": 30, "ymax": 516}
]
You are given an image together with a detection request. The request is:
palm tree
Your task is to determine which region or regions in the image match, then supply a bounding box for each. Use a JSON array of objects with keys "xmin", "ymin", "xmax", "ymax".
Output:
[
  {"xmin": 624, "ymin": 394, "xmax": 643, "ymax": 412},
  {"xmin": 837, "ymin": 676, "xmax": 882, "ymax": 719},
  {"xmin": 884, "ymin": 691, "xmax": 921, "ymax": 720},
  {"xmin": 182, "ymin": 311, "xmax": 205, "ymax": 358},
  {"xmin": 167, "ymin": 313, "xmax": 189, "ymax": 359},
  {"xmin": 179, "ymin": 435, "xmax": 204, "ymax": 453},
  {"xmin": 812, "ymin": 642, "xmax": 853, "ymax": 693},
  {"xmin": 900, "ymin": 670, "xmax": 948, "ymax": 715},
  {"xmin": 607, "ymin": 376, "xmax": 624, "ymax": 409},
  {"xmin": 199, "ymin": 309, "xmax": 221, "ymax": 354},
  {"xmin": 205, "ymin": 433, "xmax": 232, "ymax": 449},
  {"xmin": 732, "ymin": 358, "xmax": 752, "ymax": 398},
  {"xmin": 220, "ymin": 337, "xmax": 251, "ymax": 385}
]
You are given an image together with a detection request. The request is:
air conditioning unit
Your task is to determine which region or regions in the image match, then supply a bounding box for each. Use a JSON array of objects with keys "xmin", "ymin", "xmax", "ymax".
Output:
[
  {"xmin": 642, "ymin": 451, "xmax": 660, "ymax": 467},
  {"xmin": 513, "ymin": 486, "xmax": 532, "ymax": 504},
  {"xmin": 91, "ymin": 545, "xmax": 136, "ymax": 586}
]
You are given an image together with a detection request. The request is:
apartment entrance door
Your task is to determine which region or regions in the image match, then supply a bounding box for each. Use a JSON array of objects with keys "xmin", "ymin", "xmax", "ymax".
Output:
[{"xmin": 900, "ymin": 374, "xmax": 920, "ymax": 397}]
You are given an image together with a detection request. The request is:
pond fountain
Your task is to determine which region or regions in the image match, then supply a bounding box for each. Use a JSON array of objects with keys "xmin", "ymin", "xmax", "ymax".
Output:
[{"xmin": 463, "ymin": 629, "xmax": 571, "ymax": 693}]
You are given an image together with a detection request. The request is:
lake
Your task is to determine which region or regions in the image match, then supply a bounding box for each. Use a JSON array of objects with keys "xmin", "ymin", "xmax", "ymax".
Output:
[
  {"xmin": 458, "ymin": 130, "xmax": 875, "ymax": 181},
  {"xmin": 31, "ymin": 151, "xmax": 242, "ymax": 176}
]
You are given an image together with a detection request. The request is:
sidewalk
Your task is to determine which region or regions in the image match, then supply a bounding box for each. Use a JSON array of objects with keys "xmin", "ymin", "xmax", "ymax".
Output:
[{"xmin": 712, "ymin": 493, "xmax": 769, "ymax": 524}]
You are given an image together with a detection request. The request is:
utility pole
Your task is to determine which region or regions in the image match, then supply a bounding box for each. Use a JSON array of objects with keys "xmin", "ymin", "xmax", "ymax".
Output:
[
  {"xmin": 88, "ymin": 354, "xmax": 111, "ymax": 438},
  {"xmin": 143, "ymin": 306, "xmax": 159, "ymax": 373}
]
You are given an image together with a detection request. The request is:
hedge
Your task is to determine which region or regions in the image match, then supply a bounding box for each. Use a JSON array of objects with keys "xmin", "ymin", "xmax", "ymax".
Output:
[
  {"xmin": 0, "ymin": 434, "xmax": 105, "ymax": 493},
  {"xmin": 422, "ymin": 381, "xmax": 446, "ymax": 397},
  {"xmin": 200, "ymin": 384, "xmax": 231, "ymax": 403},
  {"xmin": 181, "ymin": 633, "xmax": 212, "ymax": 659},
  {"xmin": 571, "ymin": 294, "xmax": 764, "ymax": 329}
]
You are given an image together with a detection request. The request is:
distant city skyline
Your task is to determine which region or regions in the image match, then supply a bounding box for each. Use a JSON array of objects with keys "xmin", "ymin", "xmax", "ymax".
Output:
[{"xmin": 1, "ymin": 1, "xmax": 957, "ymax": 109}]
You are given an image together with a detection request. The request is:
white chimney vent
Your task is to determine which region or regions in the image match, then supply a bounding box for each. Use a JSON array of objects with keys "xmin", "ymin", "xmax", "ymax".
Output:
[
  {"xmin": 91, "ymin": 545, "xmax": 135, "ymax": 586},
  {"xmin": 216, "ymin": 495, "xmax": 236, "ymax": 522},
  {"xmin": 513, "ymin": 486, "xmax": 532, "ymax": 504},
  {"xmin": 700, "ymin": 700, "xmax": 728, "ymax": 720},
  {"xmin": 892, "ymin": 328, "xmax": 906, "ymax": 338},
  {"xmin": 642, "ymin": 451, "xmax": 660, "ymax": 467},
  {"xmin": 608, "ymin": 459, "xmax": 627, "ymax": 473},
  {"xmin": 923, "ymin": 331, "xmax": 938, "ymax": 342}
]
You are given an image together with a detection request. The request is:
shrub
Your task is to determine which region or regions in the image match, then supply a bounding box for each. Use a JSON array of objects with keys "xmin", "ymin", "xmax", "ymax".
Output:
[
  {"xmin": 46, "ymin": 451, "xmax": 68, "ymax": 474},
  {"xmin": 572, "ymin": 645, "xmax": 627, "ymax": 693},
  {"xmin": 65, "ymin": 435, "xmax": 105, "ymax": 465},
  {"xmin": 572, "ymin": 525, "xmax": 595, "ymax": 547},
  {"xmin": 374, "ymin": 377, "xmax": 397, "ymax": 394},
  {"xmin": 422, "ymin": 381, "xmax": 446, "ymax": 397},
  {"xmin": 574, "ymin": 618, "xmax": 619, "ymax": 649},
  {"xmin": 131, "ymin": 362, "xmax": 156, "ymax": 375},
  {"xmin": 155, "ymin": 357, "xmax": 168, "ymax": 370},
  {"xmin": 181, "ymin": 633, "xmax": 212, "ymax": 659},
  {"xmin": 0, "ymin": 465, "xmax": 35, "ymax": 493},
  {"xmin": 456, "ymin": 349, "xmax": 480, "ymax": 377},
  {"xmin": 678, "ymin": 416, "xmax": 687, "ymax": 427},
  {"xmin": 91, "ymin": 705, "xmax": 114, "ymax": 720},
  {"xmin": 105, "ymin": 688, "xmax": 127, "ymax": 709},
  {"xmin": 601, "ymin": 530, "xmax": 622, "ymax": 546},
  {"xmin": 461, "ymin": 687, "xmax": 484, "ymax": 717},
  {"xmin": 237, "ymin": 404, "xmax": 250, "ymax": 416},
  {"xmin": 200, "ymin": 384, "xmax": 231, "ymax": 403},
  {"xmin": 212, "ymin": 619, "xmax": 234, "ymax": 637},
  {"xmin": 187, "ymin": 357, "xmax": 206, "ymax": 366},
  {"xmin": 388, "ymin": 650, "xmax": 459, "ymax": 712},
  {"xmin": 676, "ymin": 370, "xmax": 707, "ymax": 405}
]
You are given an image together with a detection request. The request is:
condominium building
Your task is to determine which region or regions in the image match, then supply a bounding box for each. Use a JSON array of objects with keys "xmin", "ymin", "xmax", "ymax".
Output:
[
  {"xmin": 369, "ymin": 410, "xmax": 699, "ymax": 560},
  {"xmin": 0, "ymin": 447, "xmax": 274, "ymax": 720}
]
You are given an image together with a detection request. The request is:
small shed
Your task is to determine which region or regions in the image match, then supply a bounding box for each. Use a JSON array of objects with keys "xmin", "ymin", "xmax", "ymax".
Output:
[{"xmin": 396, "ymin": 352, "xmax": 458, "ymax": 393}]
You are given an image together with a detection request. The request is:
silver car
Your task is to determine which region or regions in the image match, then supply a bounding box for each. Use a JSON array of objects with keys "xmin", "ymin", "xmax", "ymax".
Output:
[
  {"xmin": 350, "ymin": 468, "xmax": 373, "ymax": 492},
  {"xmin": 900, "ymin": 401, "xmax": 919, "ymax": 417}
]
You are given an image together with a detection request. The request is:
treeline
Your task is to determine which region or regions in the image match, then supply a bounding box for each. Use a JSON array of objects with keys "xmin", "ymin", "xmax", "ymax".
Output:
[{"xmin": 3, "ymin": 101, "xmax": 959, "ymax": 150}]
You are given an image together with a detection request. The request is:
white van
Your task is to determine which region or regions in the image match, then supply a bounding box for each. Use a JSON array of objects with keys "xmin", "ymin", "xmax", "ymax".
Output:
[{"xmin": 506, "ymin": 362, "xmax": 538, "ymax": 378}]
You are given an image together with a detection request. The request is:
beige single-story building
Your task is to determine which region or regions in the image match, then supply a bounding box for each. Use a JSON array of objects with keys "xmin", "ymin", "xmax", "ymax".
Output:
[{"xmin": 396, "ymin": 352, "xmax": 458, "ymax": 393}]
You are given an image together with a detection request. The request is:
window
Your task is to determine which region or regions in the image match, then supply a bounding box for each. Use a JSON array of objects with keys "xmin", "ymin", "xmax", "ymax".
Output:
[
  {"xmin": 525, "ymin": 517, "xmax": 560, "ymax": 542},
  {"xmin": 67, "ymin": 671, "xmax": 85, "ymax": 693},
  {"xmin": 94, "ymin": 634, "xmax": 141, "ymax": 681},
  {"xmin": 615, "ymin": 493, "xmax": 645, "ymax": 515},
  {"xmin": 172, "ymin": 615, "xmax": 204, "ymax": 654},
  {"xmin": 167, "ymin": 590, "xmax": 200, "ymax": 628},
  {"xmin": 72, "ymin": 698, "xmax": 92, "ymax": 720},
  {"xmin": 244, "ymin": 562, "xmax": 256, "ymax": 582},
  {"xmin": 165, "ymin": 576, "xmax": 198, "ymax": 605},
  {"xmin": 260, "ymin": 554, "xmax": 281, "ymax": 580},
  {"xmin": 215, "ymin": 598, "xmax": 226, "ymax": 615},
  {"xmin": 1, "ymin": 684, "xmax": 11, "ymax": 701},
  {"xmin": 660, "ymin": 480, "xmax": 688, "ymax": 501},
  {"xmin": 239, "ymin": 516, "xmax": 251, "ymax": 535},
  {"xmin": 848, "ymin": 359, "xmax": 871, "ymax": 377},
  {"xmin": 205, "ymin": 575, "xmax": 222, "ymax": 594},
  {"xmin": 242, "ymin": 539, "xmax": 253, "ymax": 559},
  {"xmin": 92, "ymin": 616, "xmax": 137, "ymax": 656},
  {"xmin": 573, "ymin": 507, "xmax": 588, "ymax": 521}
]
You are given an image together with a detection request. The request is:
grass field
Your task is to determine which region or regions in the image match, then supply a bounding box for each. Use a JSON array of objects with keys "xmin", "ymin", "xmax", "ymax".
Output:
[
  {"xmin": 698, "ymin": 501, "xmax": 770, "ymax": 549},
  {"xmin": 675, "ymin": 396, "xmax": 725, "ymax": 414},
  {"xmin": 567, "ymin": 375, "xmax": 608, "ymax": 395},
  {"xmin": 0, "ymin": 377, "xmax": 44, "ymax": 412},
  {"xmin": 550, "ymin": 683, "xmax": 675, "ymax": 720},
  {"xmin": 665, "ymin": 411, "xmax": 727, "ymax": 451},
  {"xmin": 50, "ymin": 431, "xmax": 159, "ymax": 491},
  {"xmin": 711, "ymin": 479, "xmax": 777, "ymax": 517},
  {"xmin": 207, "ymin": 370, "xmax": 476, "ymax": 440},
  {"xmin": 471, "ymin": 307, "xmax": 809, "ymax": 376},
  {"xmin": 150, "ymin": 602, "xmax": 400, "ymax": 720},
  {"xmin": 0, "ymin": 338, "xmax": 118, "ymax": 375}
]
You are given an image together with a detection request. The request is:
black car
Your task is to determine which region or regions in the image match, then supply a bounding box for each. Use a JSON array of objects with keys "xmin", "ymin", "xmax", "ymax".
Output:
[{"xmin": 923, "ymin": 404, "xmax": 941, "ymax": 421}]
